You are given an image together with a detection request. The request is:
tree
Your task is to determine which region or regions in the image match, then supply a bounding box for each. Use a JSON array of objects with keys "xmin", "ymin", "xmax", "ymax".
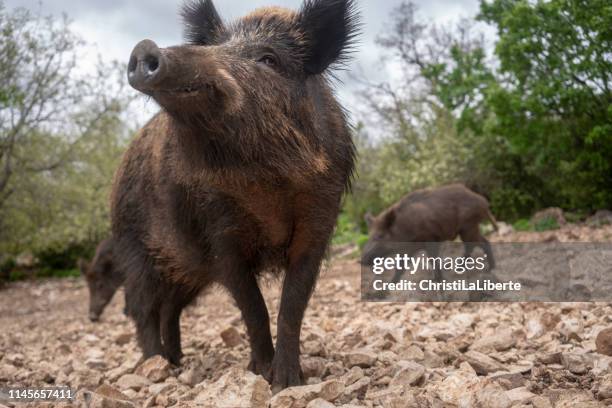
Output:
[
  {"xmin": 346, "ymin": 0, "xmax": 612, "ymax": 228},
  {"xmin": 350, "ymin": 2, "xmax": 504, "ymax": 221},
  {"xmin": 0, "ymin": 3, "xmax": 129, "ymax": 211},
  {"xmin": 375, "ymin": 2, "xmax": 495, "ymax": 134},
  {"xmin": 479, "ymin": 0, "xmax": 612, "ymax": 210},
  {"xmin": 0, "ymin": 2, "xmax": 135, "ymax": 257}
]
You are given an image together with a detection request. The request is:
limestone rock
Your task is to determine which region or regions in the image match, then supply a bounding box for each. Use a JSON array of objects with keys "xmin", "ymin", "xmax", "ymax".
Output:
[
  {"xmin": 77, "ymin": 387, "xmax": 135, "ymax": 408},
  {"xmin": 557, "ymin": 317, "xmax": 584, "ymax": 341},
  {"xmin": 341, "ymin": 366, "xmax": 365, "ymax": 386},
  {"xmin": 178, "ymin": 366, "xmax": 206, "ymax": 386},
  {"xmin": 596, "ymin": 328, "xmax": 612, "ymax": 356},
  {"xmin": 436, "ymin": 362, "xmax": 480, "ymax": 406},
  {"xmin": 220, "ymin": 327, "xmax": 243, "ymax": 348},
  {"xmin": 194, "ymin": 367, "xmax": 270, "ymax": 408},
  {"xmin": 135, "ymin": 355, "xmax": 171, "ymax": 382},
  {"xmin": 339, "ymin": 377, "xmax": 370, "ymax": 403},
  {"xmin": 116, "ymin": 374, "xmax": 151, "ymax": 391},
  {"xmin": 114, "ymin": 333, "xmax": 132, "ymax": 346},
  {"xmin": 271, "ymin": 379, "xmax": 344, "ymax": 408},
  {"xmin": 471, "ymin": 329, "xmax": 517, "ymax": 352},
  {"xmin": 561, "ymin": 353, "xmax": 592, "ymax": 375},
  {"xmin": 474, "ymin": 382, "xmax": 512, "ymax": 408},
  {"xmin": 302, "ymin": 356, "xmax": 327, "ymax": 379},
  {"xmin": 94, "ymin": 383, "xmax": 133, "ymax": 403},
  {"xmin": 389, "ymin": 360, "xmax": 425, "ymax": 387},
  {"xmin": 343, "ymin": 349, "xmax": 377, "ymax": 368},
  {"xmin": 505, "ymin": 386, "xmax": 536, "ymax": 403},
  {"xmin": 596, "ymin": 374, "xmax": 612, "ymax": 399},
  {"xmin": 306, "ymin": 398, "xmax": 335, "ymax": 408},
  {"xmin": 463, "ymin": 350, "xmax": 505, "ymax": 375}
]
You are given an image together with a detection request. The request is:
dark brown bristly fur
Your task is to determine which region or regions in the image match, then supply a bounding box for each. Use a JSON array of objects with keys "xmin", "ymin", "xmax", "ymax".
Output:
[{"xmin": 111, "ymin": 0, "xmax": 359, "ymax": 392}]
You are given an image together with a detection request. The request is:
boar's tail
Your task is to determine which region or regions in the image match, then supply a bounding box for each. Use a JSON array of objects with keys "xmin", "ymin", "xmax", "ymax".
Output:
[{"xmin": 486, "ymin": 209, "xmax": 499, "ymax": 231}]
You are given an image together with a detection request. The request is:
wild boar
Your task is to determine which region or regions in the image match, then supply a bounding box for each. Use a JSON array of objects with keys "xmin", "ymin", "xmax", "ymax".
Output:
[
  {"xmin": 364, "ymin": 184, "xmax": 497, "ymax": 281},
  {"xmin": 111, "ymin": 0, "xmax": 359, "ymax": 391},
  {"xmin": 78, "ymin": 238, "xmax": 125, "ymax": 322}
]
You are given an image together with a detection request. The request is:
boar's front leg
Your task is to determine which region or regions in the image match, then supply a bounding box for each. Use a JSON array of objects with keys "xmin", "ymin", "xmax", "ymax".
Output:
[
  {"xmin": 271, "ymin": 232, "xmax": 328, "ymax": 392},
  {"xmin": 221, "ymin": 266, "xmax": 274, "ymax": 377}
]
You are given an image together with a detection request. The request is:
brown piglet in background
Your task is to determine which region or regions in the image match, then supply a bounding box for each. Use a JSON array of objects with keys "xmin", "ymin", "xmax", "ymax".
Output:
[
  {"xmin": 364, "ymin": 183, "xmax": 498, "ymax": 281},
  {"xmin": 78, "ymin": 237, "xmax": 125, "ymax": 322}
]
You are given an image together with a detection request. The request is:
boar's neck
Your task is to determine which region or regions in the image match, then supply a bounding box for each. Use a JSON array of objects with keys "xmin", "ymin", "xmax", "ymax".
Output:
[
  {"xmin": 164, "ymin": 112, "xmax": 328, "ymax": 186},
  {"xmin": 171, "ymin": 119, "xmax": 245, "ymax": 170}
]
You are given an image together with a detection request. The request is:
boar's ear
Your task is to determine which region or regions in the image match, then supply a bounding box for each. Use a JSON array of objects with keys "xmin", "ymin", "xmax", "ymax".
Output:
[
  {"xmin": 364, "ymin": 211, "xmax": 374, "ymax": 229},
  {"xmin": 181, "ymin": 0, "xmax": 225, "ymax": 45},
  {"xmin": 381, "ymin": 209, "xmax": 396, "ymax": 229},
  {"xmin": 298, "ymin": 0, "xmax": 360, "ymax": 75}
]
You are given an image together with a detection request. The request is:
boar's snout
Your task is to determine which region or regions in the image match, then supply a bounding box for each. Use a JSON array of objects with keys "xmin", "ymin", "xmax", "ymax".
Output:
[{"xmin": 128, "ymin": 39, "xmax": 165, "ymax": 90}]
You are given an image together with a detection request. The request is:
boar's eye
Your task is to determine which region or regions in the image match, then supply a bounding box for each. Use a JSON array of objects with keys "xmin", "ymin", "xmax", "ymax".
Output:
[{"xmin": 257, "ymin": 54, "xmax": 278, "ymax": 68}]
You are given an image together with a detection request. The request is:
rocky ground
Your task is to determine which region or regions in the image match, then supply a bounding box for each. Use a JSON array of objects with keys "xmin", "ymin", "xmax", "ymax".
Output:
[{"xmin": 1, "ymin": 223, "xmax": 612, "ymax": 407}]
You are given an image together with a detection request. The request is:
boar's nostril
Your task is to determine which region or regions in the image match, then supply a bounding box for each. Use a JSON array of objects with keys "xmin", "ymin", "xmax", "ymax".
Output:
[
  {"xmin": 144, "ymin": 55, "xmax": 159, "ymax": 73},
  {"xmin": 128, "ymin": 55, "xmax": 138, "ymax": 74},
  {"xmin": 127, "ymin": 39, "xmax": 164, "ymax": 91}
]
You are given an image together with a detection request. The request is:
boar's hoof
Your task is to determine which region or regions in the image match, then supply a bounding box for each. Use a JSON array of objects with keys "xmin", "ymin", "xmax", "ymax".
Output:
[
  {"xmin": 269, "ymin": 359, "xmax": 304, "ymax": 394},
  {"xmin": 163, "ymin": 350, "xmax": 183, "ymax": 366},
  {"xmin": 247, "ymin": 356, "xmax": 273, "ymax": 378}
]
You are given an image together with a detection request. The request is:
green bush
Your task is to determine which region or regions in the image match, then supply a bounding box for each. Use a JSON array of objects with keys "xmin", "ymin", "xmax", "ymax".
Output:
[
  {"xmin": 333, "ymin": 213, "xmax": 368, "ymax": 246},
  {"xmin": 0, "ymin": 258, "xmax": 15, "ymax": 282},
  {"xmin": 512, "ymin": 219, "xmax": 531, "ymax": 232},
  {"xmin": 8, "ymin": 270, "xmax": 25, "ymax": 281},
  {"xmin": 35, "ymin": 243, "xmax": 93, "ymax": 272},
  {"xmin": 0, "ymin": 242, "xmax": 94, "ymax": 282},
  {"xmin": 533, "ymin": 217, "xmax": 560, "ymax": 232},
  {"xmin": 356, "ymin": 234, "xmax": 370, "ymax": 249},
  {"xmin": 32, "ymin": 242, "xmax": 95, "ymax": 279},
  {"xmin": 564, "ymin": 212, "xmax": 586, "ymax": 224},
  {"xmin": 35, "ymin": 267, "xmax": 80, "ymax": 279}
]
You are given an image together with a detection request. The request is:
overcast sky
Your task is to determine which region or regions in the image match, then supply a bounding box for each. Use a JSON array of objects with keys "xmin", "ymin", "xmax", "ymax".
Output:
[{"xmin": 5, "ymin": 0, "xmax": 484, "ymax": 121}]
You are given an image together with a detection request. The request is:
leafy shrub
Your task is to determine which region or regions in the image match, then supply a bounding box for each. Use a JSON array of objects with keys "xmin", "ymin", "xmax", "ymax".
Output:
[
  {"xmin": 513, "ymin": 219, "xmax": 531, "ymax": 232},
  {"xmin": 0, "ymin": 258, "xmax": 16, "ymax": 282},
  {"xmin": 33, "ymin": 242, "xmax": 95, "ymax": 278},
  {"xmin": 8, "ymin": 270, "xmax": 25, "ymax": 281},
  {"xmin": 533, "ymin": 217, "xmax": 560, "ymax": 232},
  {"xmin": 333, "ymin": 213, "xmax": 368, "ymax": 247},
  {"xmin": 564, "ymin": 212, "xmax": 586, "ymax": 224}
]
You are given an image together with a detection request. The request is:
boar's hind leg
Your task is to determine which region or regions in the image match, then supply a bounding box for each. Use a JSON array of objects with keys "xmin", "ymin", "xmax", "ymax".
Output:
[
  {"xmin": 160, "ymin": 285, "xmax": 197, "ymax": 365},
  {"xmin": 460, "ymin": 225, "xmax": 495, "ymax": 270},
  {"xmin": 425, "ymin": 243, "xmax": 442, "ymax": 281},
  {"xmin": 125, "ymin": 271, "xmax": 164, "ymax": 360},
  {"xmin": 479, "ymin": 238, "xmax": 495, "ymax": 270},
  {"xmin": 221, "ymin": 269, "xmax": 274, "ymax": 377}
]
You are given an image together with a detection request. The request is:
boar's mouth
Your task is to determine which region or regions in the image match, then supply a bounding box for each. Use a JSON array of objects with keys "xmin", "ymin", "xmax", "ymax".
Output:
[{"xmin": 149, "ymin": 83, "xmax": 214, "ymax": 97}]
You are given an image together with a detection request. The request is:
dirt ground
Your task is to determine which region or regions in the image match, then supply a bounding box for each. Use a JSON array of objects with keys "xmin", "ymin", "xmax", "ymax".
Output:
[{"xmin": 1, "ymin": 224, "xmax": 612, "ymax": 407}]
